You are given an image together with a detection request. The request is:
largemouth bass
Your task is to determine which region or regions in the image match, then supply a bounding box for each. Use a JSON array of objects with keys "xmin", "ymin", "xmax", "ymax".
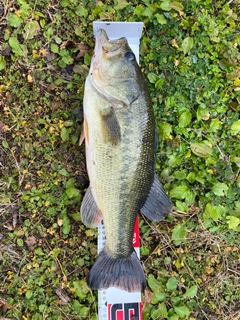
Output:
[{"xmin": 80, "ymin": 29, "xmax": 172, "ymax": 292}]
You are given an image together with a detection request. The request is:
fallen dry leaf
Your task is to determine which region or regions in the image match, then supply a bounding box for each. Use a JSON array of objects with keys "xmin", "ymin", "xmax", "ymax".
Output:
[{"xmin": 25, "ymin": 236, "xmax": 37, "ymax": 251}]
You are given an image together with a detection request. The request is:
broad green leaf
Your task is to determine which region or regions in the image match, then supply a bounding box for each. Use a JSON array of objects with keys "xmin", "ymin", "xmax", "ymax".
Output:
[
  {"xmin": 61, "ymin": 54, "xmax": 74, "ymax": 65},
  {"xmin": 35, "ymin": 11, "xmax": 45, "ymax": 18},
  {"xmin": 147, "ymin": 274, "xmax": 162, "ymax": 291},
  {"xmin": 114, "ymin": 0, "xmax": 129, "ymax": 10},
  {"xmin": 174, "ymin": 306, "xmax": 190, "ymax": 318},
  {"xmin": 17, "ymin": 238, "xmax": 24, "ymax": 246},
  {"xmin": 182, "ymin": 37, "xmax": 194, "ymax": 55},
  {"xmin": 171, "ymin": 296, "xmax": 181, "ymax": 305},
  {"xmin": 178, "ymin": 110, "xmax": 192, "ymax": 128},
  {"xmin": 134, "ymin": 5, "xmax": 144, "ymax": 18},
  {"xmin": 151, "ymin": 308, "xmax": 162, "ymax": 319},
  {"xmin": 75, "ymin": 6, "xmax": 88, "ymax": 17},
  {"xmin": 34, "ymin": 247, "xmax": 45, "ymax": 256},
  {"xmin": 159, "ymin": 122, "xmax": 172, "ymax": 139},
  {"xmin": 142, "ymin": 304, "xmax": 153, "ymax": 320},
  {"xmin": 235, "ymin": 202, "xmax": 240, "ymax": 211},
  {"xmin": 61, "ymin": 127, "xmax": 69, "ymax": 141},
  {"xmin": 61, "ymin": 0, "xmax": 70, "ymax": 7},
  {"xmin": 151, "ymin": 292, "xmax": 166, "ymax": 304},
  {"xmin": 173, "ymin": 170, "xmax": 187, "ymax": 180},
  {"xmin": 50, "ymin": 43, "xmax": 59, "ymax": 53},
  {"xmin": 187, "ymin": 172, "xmax": 195, "ymax": 183},
  {"xmin": 26, "ymin": 290, "xmax": 33, "ymax": 299},
  {"xmin": 230, "ymin": 120, "xmax": 240, "ymax": 135},
  {"xmin": 168, "ymin": 315, "xmax": 179, "ymax": 320},
  {"xmin": 175, "ymin": 200, "xmax": 188, "ymax": 212},
  {"xmin": 182, "ymin": 285, "xmax": 197, "ymax": 298},
  {"xmin": 159, "ymin": 302, "xmax": 168, "ymax": 318},
  {"xmin": 212, "ymin": 182, "xmax": 228, "ymax": 196},
  {"xmin": 64, "ymin": 121, "xmax": 73, "ymax": 127},
  {"xmin": 210, "ymin": 119, "xmax": 221, "ymax": 132},
  {"xmin": 185, "ymin": 190, "xmax": 195, "ymax": 204},
  {"xmin": 226, "ymin": 216, "xmax": 240, "ymax": 229},
  {"xmin": 73, "ymin": 280, "xmax": 89, "ymax": 299},
  {"xmin": 155, "ymin": 78, "xmax": 165, "ymax": 89},
  {"xmin": 0, "ymin": 56, "xmax": 6, "ymax": 71},
  {"xmin": 190, "ymin": 142, "xmax": 212, "ymax": 158},
  {"xmin": 166, "ymin": 277, "xmax": 177, "ymax": 291},
  {"xmin": 79, "ymin": 306, "xmax": 90, "ymax": 317},
  {"xmin": 39, "ymin": 305, "xmax": 47, "ymax": 312},
  {"xmin": 0, "ymin": 197, "xmax": 10, "ymax": 203},
  {"xmin": 171, "ymin": 224, "xmax": 187, "ymax": 245},
  {"xmin": 2, "ymin": 140, "xmax": 9, "ymax": 149},
  {"xmin": 8, "ymin": 13, "xmax": 23, "ymax": 27},
  {"xmin": 170, "ymin": 185, "xmax": 188, "ymax": 199},
  {"xmin": 71, "ymin": 134, "xmax": 79, "ymax": 145},
  {"xmin": 59, "ymin": 168, "xmax": 68, "ymax": 176},
  {"xmin": 230, "ymin": 155, "xmax": 240, "ymax": 167},
  {"xmin": 66, "ymin": 187, "xmax": 80, "ymax": 198},
  {"xmin": 196, "ymin": 107, "xmax": 209, "ymax": 121},
  {"xmin": 62, "ymin": 215, "xmax": 71, "ymax": 235},
  {"xmin": 204, "ymin": 203, "xmax": 225, "ymax": 222},
  {"xmin": 168, "ymin": 154, "xmax": 183, "ymax": 167},
  {"xmin": 24, "ymin": 21, "xmax": 40, "ymax": 40},
  {"xmin": 160, "ymin": 1, "xmax": 171, "ymax": 11},
  {"xmin": 142, "ymin": 7, "xmax": 153, "ymax": 18},
  {"xmin": 141, "ymin": 246, "xmax": 150, "ymax": 256},
  {"xmin": 9, "ymin": 37, "xmax": 23, "ymax": 56},
  {"xmin": 155, "ymin": 13, "xmax": 167, "ymax": 25},
  {"xmin": 170, "ymin": 1, "xmax": 184, "ymax": 12},
  {"xmin": 51, "ymin": 248, "xmax": 61, "ymax": 258},
  {"xmin": 84, "ymin": 53, "xmax": 91, "ymax": 66},
  {"xmin": 72, "ymin": 299, "xmax": 82, "ymax": 313},
  {"xmin": 147, "ymin": 72, "xmax": 159, "ymax": 84},
  {"xmin": 71, "ymin": 212, "xmax": 82, "ymax": 222},
  {"xmin": 66, "ymin": 178, "xmax": 74, "ymax": 189}
]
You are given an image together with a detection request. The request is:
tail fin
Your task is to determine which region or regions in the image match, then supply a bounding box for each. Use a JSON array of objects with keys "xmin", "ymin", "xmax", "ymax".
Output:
[{"xmin": 88, "ymin": 248, "xmax": 146, "ymax": 292}]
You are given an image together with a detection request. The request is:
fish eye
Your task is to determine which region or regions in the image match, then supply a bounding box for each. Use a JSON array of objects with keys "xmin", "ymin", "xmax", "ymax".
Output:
[{"xmin": 125, "ymin": 52, "xmax": 135, "ymax": 61}]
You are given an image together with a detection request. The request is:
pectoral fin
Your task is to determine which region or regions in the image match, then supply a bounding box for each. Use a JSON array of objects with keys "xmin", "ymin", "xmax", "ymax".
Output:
[
  {"xmin": 79, "ymin": 115, "xmax": 89, "ymax": 146},
  {"xmin": 100, "ymin": 107, "xmax": 121, "ymax": 145},
  {"xmin": 140, "ymin": 174, "xmax": 172, "ymax": 221},
  {"xmin": 81, "ymin": 187, "xmax": 102, "ymax": 227},
  {"xmin": 79, "ymin": 127, "xmax": 85, "ymax": 146}
]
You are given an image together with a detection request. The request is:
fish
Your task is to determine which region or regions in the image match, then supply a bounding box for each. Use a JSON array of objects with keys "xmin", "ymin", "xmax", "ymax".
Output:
[{"xmin": 80, "ymin": 29, "xmax": 172, "ymax": 292}]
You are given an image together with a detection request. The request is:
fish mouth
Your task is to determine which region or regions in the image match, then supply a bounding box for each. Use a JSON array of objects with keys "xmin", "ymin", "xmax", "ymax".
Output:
[
  {"xmin": 95, "ymin": 29, "xmax": 109, "ymax": 53},
  {"xmin": 95, "ymin": 29, "xmax": 127, "ymax": 57}
]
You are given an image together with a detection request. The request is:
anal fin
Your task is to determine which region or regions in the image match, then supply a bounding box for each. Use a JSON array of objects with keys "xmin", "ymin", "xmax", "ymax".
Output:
[
  {"xmin": 80, "ymin": 187, "xmax": 102, "ymax": 227},
  {"xmin": 140, "ymin": 174, "xmax": 172, "ymax": 222}
]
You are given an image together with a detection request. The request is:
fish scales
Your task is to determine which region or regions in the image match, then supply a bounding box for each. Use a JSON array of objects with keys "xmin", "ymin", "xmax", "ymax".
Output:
[
  {"xmin": 90, "ymin": 96, "xmax": 154, "ymax": 255},
  {"xmin": 80, "ymin": 29, "xmax": 172, "ymax": 292}
]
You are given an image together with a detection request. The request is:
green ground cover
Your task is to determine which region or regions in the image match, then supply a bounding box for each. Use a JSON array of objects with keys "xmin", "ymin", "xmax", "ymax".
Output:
[{"xmin": 0, "ymin": 0, "xmax": 239, "ymax": 319}]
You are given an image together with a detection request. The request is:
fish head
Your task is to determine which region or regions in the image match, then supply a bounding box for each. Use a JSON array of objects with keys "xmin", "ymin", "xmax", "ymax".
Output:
[
  {"xmin": 91, "ymin": 29, "xmax": 143, "ymax": 106},
  {"xmin": 93, "ymin": 29, "xmax": 138, "ymax": 79}
]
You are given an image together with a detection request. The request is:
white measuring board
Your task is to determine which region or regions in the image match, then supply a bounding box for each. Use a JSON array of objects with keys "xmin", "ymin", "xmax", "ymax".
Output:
[{"xmin": 93, "ymin": 21, "xmax": 144, "ymax": 320}]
